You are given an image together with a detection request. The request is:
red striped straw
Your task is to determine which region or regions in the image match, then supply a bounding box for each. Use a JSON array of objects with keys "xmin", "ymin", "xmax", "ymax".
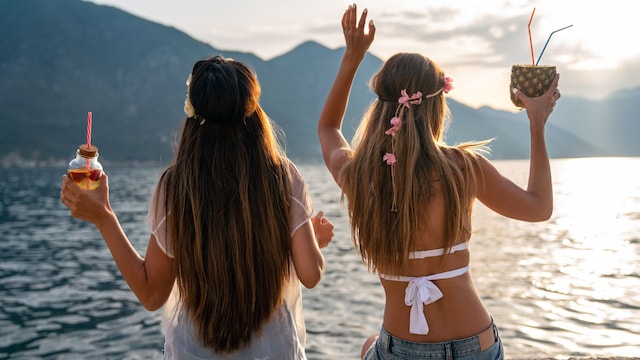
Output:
[
  {"xmin": 528, "ymin": 7, "xmax": 536, "ymax": 65},
  {"xmin": 85, "ymin": 112, "xmax": 92, "ymax": 170},
  {"xmin": 87, "ymin": 111, "xmax": 92, "ymax": 148}
]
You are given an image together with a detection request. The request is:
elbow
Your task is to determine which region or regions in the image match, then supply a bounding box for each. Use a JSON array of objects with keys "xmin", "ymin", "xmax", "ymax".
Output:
[
  {"xmin": 139, "ymin": 293, "xmax": 167, "ymax": 312},
  {"xmin": 540, "ymin": 199, "xmax": 554, "ymax": 220},
  {"xmin": 531, "ymin": 204, "xmax": 553, "ymax": 222},
  {"xmin": 539, "ymin": 208, "xmax": 553, "ymax": 222},
  {"xmin": 300, "ymin": 272, "xmax": 322, "ymax": 289},
  {"xmin": 299, "ymin": 260, "xmax": 325, "ymax": 289},
  {"xmin": 142, "ymin": 302, "xmax": 163, "ymax": 312},
  {"xmin": 142, "ymin": 302, "xmax": 164, "ymax": 312}
]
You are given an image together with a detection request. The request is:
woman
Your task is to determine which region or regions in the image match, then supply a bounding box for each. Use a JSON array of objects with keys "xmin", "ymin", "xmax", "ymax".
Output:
[
  {"xmin": 317, "ymin": 5, "xmax": 560, "ymax": 359},
  {"xmin": 61, "ymin": 55, "xmax": 334, "ymax": 359}
]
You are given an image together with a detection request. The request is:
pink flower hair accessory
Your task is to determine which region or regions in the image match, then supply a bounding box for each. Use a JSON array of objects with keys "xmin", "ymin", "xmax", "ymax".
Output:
[
  {"xmin": 384, "ymin": 116, "xmax": 401, "ymax": 137},
  {"xmin": 423, "ymin": 76, "xmax": 454, "ymax": 99},
  {"xmin": 443, "ymin": 77, "xmax": 454, "ymax": 94},
  {"xmin": 383, "ymin": 152, "xmax": 398, "ymax": 211},
  {"xmin": 398, "ymin": 89, "xmax": 423, "ymax": 108},
  {"xmin": 383, "ymin": 153, "xmax": 396, "ymax": 165}
]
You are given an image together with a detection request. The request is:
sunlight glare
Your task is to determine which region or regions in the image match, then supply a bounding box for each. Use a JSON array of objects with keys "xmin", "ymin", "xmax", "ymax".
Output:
[{"xmin": 550, "ymin": 158, "xmax": 639, "ymax": 293}]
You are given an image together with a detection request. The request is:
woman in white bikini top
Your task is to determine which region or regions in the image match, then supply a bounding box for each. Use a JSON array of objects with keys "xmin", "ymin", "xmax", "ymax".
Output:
[
  {"xmin": 318, "ymin": 5, "xmax": 558, "ymax": 359},
  {"xmin": 378, "ymin": 242, "xmax": 469, "ymax": 335}
]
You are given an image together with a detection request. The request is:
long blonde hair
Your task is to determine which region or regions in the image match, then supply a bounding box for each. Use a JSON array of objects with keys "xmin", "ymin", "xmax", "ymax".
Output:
[
  {"xmin": 161, "ymin": 56, "xmax": 292, "ymax": 352},
  {"xmin": 339, "ymin": 53, "xmax": 489, "ymax": 274}
]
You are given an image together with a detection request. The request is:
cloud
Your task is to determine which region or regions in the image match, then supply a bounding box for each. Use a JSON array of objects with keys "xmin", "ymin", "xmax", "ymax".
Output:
[
  {"xmin": 366, "ymin": 9, "xmax": 527, "ymax": 68},
  {"xmin": 563, "ymin": 54, "xmax": 640, "ymax": 99}
]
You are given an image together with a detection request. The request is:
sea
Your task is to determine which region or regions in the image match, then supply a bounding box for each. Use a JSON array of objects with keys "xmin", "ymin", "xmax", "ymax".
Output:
[{"xmin": 1, "ymin": 157, "xmax": 639, "ymax": 359}]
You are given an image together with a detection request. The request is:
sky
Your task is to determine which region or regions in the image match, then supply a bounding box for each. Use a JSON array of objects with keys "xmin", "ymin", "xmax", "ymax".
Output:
[{"xmin": 87, "ymin": 0, "xmax": 640, "ymax": 112}]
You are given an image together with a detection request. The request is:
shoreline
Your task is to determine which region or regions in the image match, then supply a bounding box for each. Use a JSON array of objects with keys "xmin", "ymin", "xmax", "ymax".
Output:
[{"xmin": 524, "ymin": 358, "xmax": 638, "ymax": 360}]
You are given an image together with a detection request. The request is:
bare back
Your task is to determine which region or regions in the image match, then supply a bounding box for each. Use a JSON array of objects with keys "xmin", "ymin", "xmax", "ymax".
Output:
[{"xmin": 379, "ymin": 180, "xmax": 492, "ymax": 342}]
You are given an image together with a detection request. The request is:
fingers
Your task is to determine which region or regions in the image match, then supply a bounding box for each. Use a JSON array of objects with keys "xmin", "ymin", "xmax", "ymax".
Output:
[
  {"xmin": 368, "ymin": 17, "xmax": 376, "ymax": 38},
  {"xmin": 341, "ymin": 6, "xmax": 350, "ymax": 30},
  {"xmin": 313, "ymin": 210, "xmax": 330, "ymax": 225},
  {"xmin": 60, "ymin": 174, "xmax": 73, "ymax": 203},
  {"xmin": 343, "ymin": 4, "xmax": 370, "ymax": 32},
  {"xmin": 551, "ymin": 74, "xmax": 561, "ymax": 101},
  {"xmin": 341, "ymin": 4, "xmax": 375, "ymax": 55},
  {"xmin": 350, "ymin": 4, "xmax": 357, "ymax": 27},
  {"xmin": 311, "ymin": 210, "xmax": 334, "ymax": 249},
  {"xmin": 551, "ymin": 88, "xmax": 561, "ymax": 108},
  {"xmin": 60, "ymin": 186, "xmax": 68, "ymax": 205},
  {"xmin": 547, "ymin": 73, "xmax": 560, "ymax": 96},
  {"xmin": 513, "ymin": 73, "xmax": 560, "ymax": 101},
  {"xmin": 545, "ymin": 74, "xmax": 561, "ymax": 110},
  {"xmin": 357, "ymin": 7, "xmax": 368, "ymax": 30},
  {"xmin": 60, "ymin": 174, "xmax": 82, "ymax": 209},
  {"xmin": 540, "ymin": 73, "xmax": 560, "ymax": 106},
  {"xmin": 60, "ymin": 172, "xmax": 109, "ymax": 205},
  {"xmin": 343, "ymin": 4, "xmax": 356, "ymax": 30},
  {"xmin": 514, "ymin": 73, "xmax": 561, "ymax": 124},
  {"xmin": 100, "ymin": 172, "xmax": 109, "ymax": 188}
]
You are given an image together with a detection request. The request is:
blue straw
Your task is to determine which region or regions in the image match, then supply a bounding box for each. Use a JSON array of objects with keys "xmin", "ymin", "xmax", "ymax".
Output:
[{"xmin": 536, "ymin": 24, "xmax": 573, "ymax": 65}]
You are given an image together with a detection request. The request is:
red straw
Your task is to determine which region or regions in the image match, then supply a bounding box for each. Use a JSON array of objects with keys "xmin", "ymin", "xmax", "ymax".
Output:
[
  {"xmin": 87, "ymin": 112, "xmax": 92, "ymax": 148},
  {"xmin": 528, "ymin": 7, "xmax": 536, "ymax": 65},
  {"xmin": 86, "ymin": 111, "xmax": 92, "ymax": 169}
]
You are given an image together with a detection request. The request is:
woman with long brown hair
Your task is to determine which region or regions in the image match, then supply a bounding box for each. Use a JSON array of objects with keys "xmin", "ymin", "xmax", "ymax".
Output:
[
  {"xmin": 61, "ymin": 55, "xmax": 333, "ymax": 359},
  {"xmin": 318, "ymin": 5, "xmax": 560, "ymax": 359}
]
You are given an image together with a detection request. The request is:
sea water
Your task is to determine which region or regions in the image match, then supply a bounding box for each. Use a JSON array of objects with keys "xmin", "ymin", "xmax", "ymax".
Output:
[{"xmin": 1, "ymin": 158, "xmax": 638, "ymax": 359}]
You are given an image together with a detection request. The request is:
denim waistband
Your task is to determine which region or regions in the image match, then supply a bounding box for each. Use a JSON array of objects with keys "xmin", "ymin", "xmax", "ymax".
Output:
[{"xmin": 375, "ymin": 321, "xmax": 500, "ymax": 359}]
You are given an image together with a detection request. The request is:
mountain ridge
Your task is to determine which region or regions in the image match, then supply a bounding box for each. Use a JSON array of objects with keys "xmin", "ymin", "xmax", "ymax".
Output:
[{"xmin": 0, "ymin": 0, "xmax": 637, "ymax": 166}]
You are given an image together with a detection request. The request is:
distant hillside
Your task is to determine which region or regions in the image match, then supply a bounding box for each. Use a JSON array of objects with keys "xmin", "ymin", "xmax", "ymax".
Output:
[
  {"xmin": 547, "ymin": 88, "xmax": 640, "ymax": 157},
  {"xmin": 0, "ymin": 0, "xmax": 637, "ymax": 166}
]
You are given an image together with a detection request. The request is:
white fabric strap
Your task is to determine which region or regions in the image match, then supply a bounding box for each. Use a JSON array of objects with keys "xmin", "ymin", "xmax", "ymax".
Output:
[
  {"xmin": 408, "ymin": 242, "xmax": 468, "ymax": 260},
  {"xmin": 379, "ymin": 266, "xmax": 470, "ymax": 335},
  {"xmin": 404, "ymin": 277, "xmax": 443, "ymax": 334}
]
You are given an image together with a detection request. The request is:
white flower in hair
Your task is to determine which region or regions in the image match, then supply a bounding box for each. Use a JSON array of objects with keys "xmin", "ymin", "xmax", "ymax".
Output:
[
  {"xmin": 184, "ymin": 98, "xmax": 195, "ymax": 118},
  {"xmin": 184, "ymin": 73, "xmax": 196, "ymax": 118}
]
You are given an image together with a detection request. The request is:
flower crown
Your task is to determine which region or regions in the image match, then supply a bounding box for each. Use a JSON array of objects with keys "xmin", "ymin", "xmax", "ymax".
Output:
[
  {"xmin": 382, "ymin": 77, "xmax": 453, "ymax": 211},
  {"xmin": 184, "ymin": 73, "xmax": 207, "ymax": 125}
]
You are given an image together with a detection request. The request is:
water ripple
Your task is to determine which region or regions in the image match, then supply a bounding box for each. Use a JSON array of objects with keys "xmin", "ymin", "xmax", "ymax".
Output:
[{"xmin": 2, "ymin": 161, "xmax": 640, "ymax": 358}]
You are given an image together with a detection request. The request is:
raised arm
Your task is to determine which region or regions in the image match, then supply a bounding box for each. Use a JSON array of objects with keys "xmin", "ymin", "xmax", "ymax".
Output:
[
  {"xmin": 318, "ymin": 4, "xmax": 375, "ymax": 183},
  {"xmin": 476, "ymin": 74, "xmax": 560, "ymax": 221}
]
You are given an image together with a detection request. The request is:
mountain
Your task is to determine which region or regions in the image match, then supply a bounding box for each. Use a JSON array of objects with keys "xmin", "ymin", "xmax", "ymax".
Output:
[
  {"xmin": 0, "ymin": 0, "xmax": 637, "ymax": 166},
  {"xmin": 547, "ymin": 88, "xmax": 640, "ymax": 157}
]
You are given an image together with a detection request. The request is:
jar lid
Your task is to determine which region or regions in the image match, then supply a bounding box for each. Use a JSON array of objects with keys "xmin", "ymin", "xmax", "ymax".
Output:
[{"xmin": 78, "ymin": 144, "xmax": 99, "ymax": 158}]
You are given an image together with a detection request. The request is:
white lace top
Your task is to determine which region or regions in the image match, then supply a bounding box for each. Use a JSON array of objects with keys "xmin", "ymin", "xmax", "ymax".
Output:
[{"xmin": 146, "ymin": 160, "xmax": 313, "ymax": 359}]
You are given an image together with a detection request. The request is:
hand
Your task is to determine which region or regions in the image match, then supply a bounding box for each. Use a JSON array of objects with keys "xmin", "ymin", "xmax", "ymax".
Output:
[
  {"xmin": 60, "ymin": 172, "xmax": 113, "ymax": 226},
  {"xmin": 513, "ymin": 73, "xmax": 561, "ymax": 130},
  {"xmin": 311, "ymin": 211, "xmax": 334, "ymax": 249},
  {"xmin": 342, "ymin": 4, "xmax": 376, "ymax": 61}
]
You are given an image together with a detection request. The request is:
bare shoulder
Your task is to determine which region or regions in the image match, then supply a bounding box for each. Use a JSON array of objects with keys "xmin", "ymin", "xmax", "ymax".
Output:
[
  {"xmin": 329, "ymin": 147, "xmax": 353, "ymax": 186},
  {"xmin": 441, "ymin": 146, "xmax": 484, "ymax": 170}
]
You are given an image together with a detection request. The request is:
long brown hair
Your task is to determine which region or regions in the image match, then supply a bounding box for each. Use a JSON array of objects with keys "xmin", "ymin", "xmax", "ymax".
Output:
[
  {"xmin": 339, "ymin": 53, "xmax": 489, "ymax": 274},
  {"xmin": 161, "ymin": 56, "xmax": 292, "ymax": 352}
]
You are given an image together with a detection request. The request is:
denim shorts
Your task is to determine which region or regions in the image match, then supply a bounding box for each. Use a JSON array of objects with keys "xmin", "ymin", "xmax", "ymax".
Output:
[{"xmin": 363, "ymin": 322, "xmax": 504, "ymax": 360}]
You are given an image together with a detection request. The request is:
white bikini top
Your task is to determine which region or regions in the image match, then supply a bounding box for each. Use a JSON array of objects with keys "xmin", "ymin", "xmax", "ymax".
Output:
[{"xmin": 378, "ymin": 242, "xmax": 469, "ymax": 335}]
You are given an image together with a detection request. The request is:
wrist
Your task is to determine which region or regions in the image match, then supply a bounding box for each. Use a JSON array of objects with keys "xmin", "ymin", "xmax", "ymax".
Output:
[
  {"xmin": 529, "ymin": 122, "xmax": 546, "ymax": 136},
  {"xmin": 94, "ymin": 208, "xmax": 118, "ymax": 232},
  {"xmin": 342, "ymin": 51, "xmax": 365, "ymax": 66}
]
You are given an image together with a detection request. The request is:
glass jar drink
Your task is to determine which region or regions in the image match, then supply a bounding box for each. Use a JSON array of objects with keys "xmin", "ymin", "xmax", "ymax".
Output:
[{"xmin": 68, "ymin": 144, "xmax": 103, "ymax": 190}]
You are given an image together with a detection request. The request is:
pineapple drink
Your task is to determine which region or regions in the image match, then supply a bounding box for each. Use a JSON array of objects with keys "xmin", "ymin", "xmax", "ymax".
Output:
[{"xmin": 510, "ymin": 64, "xmax": 556, "ymax": 108}]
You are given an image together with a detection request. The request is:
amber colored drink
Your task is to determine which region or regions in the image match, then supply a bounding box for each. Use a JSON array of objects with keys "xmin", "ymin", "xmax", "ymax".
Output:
[{"xmin": 68, "ymin": 168, "xmax": 102, "ymax": 190}]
